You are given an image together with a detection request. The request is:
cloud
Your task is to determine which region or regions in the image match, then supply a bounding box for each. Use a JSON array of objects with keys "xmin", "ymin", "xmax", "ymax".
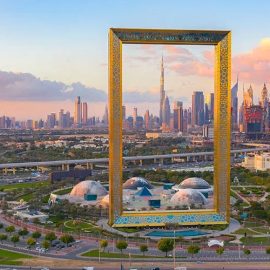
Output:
[
  {"xmin": 0, "ymin": 71, "xmax": 107, "ymax": 102},
  {"xmin": 233, "ymin": 38, "xmax": 270, "ymax": 83}
]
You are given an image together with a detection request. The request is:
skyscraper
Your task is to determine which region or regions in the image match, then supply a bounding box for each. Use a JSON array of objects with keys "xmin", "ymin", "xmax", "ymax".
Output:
[
  {"xmin": 173, "ymin": 101, "xmax": 183, "ymax": 132},
  {"xmin": 231, "ymin": 78, "xmax": 238, "ymax": 130},
  {"xmin": 205, "ymin": 93, "xmax": 214, "ymax": 122},
  {"xmin": 58, "ymin": 109, "xmax": 64, "ymax": 128},
  {"xmin": 122, "ymin": 105, "xmax": 126, "ymax": 121},
  {"xmin": 74, "ymin": 96, "xmax": 82, "ymax": 127},
  {"xmin": 192, "ymin": 91, "xmax": 204, "ymax": 126},
  {"xmin": 82, "ymin": 102, "xmax": 88, "ymax": 125},
  {"xmin": 133, "ymin": 107, "xmax": 138, "ymax": 128},
  {"xmin": 162, "ymin": 96, "xmax": 171, "ymax": 129},
  {"xmin": 159, "ymin": 56, "xmax": 165, "ymax": 125},
  {"xmin": 103, "ymin": 105, "xmax": 109, "ymax": 126},
  {"xmin": 144, "ymin": 109, "xmax": 150, "ymax": 130},
  {"xmin": 261, "ymin": 83, "xmax": 268, "ymax": 107}
]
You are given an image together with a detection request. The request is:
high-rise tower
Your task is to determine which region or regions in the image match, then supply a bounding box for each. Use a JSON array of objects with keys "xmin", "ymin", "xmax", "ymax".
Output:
[
  {"xmin": 162, "ymin": 95, "xmax": 170, "ymax": 128},
  {"xmin": 231, "ymin": 77, "xmax": 238, "ymax": 130},
  {"xmin": 192, "ymin": 91, "xmax": 204, "ymax": 126},
  {"xmin": 82, "ymin": 102, "xmax": 88, "ymax": 125},
  {"xmin": 159, "ymin": 56, "xmax": 165, "ymax": 125},
  {"xmin": 261, "ymin": 83, "xmax": 268, "ymax": 107},
  {"xmin": 74, "ymin": 96, "xmax": 82, "ymax": 127}
]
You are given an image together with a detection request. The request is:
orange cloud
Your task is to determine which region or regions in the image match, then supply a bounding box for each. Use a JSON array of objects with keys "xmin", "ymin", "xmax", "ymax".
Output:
[{"xmin": 233, "ymin": 38, "xmax": 270, "ymax": 83}]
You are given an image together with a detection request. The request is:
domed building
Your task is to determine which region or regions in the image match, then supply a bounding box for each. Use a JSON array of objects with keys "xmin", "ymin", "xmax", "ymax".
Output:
[
  {"xmin": 179, "ymin": 177, "xmax": 210, "ymax": 189},
  {"xmin": 123, "ymin": 177, "xmax": 153, "ymax": 190},
  {"xmin": 70, "ymin": 180, "xmax": 107, "ymax": 197},
  {"xmin": 170, "ymin": 188, "xmax": 206, "ymax": 207},
  {"xmin": 172, "ymin": 177, "xmax": 213, "ymax": 196}
]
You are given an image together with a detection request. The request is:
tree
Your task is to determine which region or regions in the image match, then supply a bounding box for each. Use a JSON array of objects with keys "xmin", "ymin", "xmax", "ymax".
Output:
[
  {"xmin": 42, "ymin": 240, "xmax": 50, "ymax": 249},
  {"xmin": 243, "ymin": 248, "xmax": 251, "ymax": 258},
  {"xmin": 0, "ymin": 223, "xmax": 3, "ymax": 229},
  {"xmin": 157, "ymin": 238, "xmax": 174, "ymax": 257},
  {"xmin": 18, "ymin": 228, "xmax": 29, "ymax": 238},
  {"xmin": 187, "ymin": 245, "xmax": 200, "ymax": 257},
  {"xmin": 100, "ymin": 239, "xmax": 108, "ymax": 252},
  {"xmin": 140, "ymin": 244, "xmax": 148, "ymax": 256},
  {"xmin": 216, "ymin": 246, "xmax": 224, "ymax": 256},
  {"xmin": 10, "ymin": 234, "xmax": 20, "ymax": 247},
  {"xmin": 5, "ymin": 225, "xmax": 15, "ymax": 234},
  {"xmin": 45, "ymin": 232, "xmax": 57, "ymax": 243},
  {"xmin": 27, "ymin": 237, "xmax": 36, "ymax": 249},
  {"xmin": 60, "ymin": 234, "xmax": 74, "ymax": 247},
  {"xmin": 32, "ymin": 231, "xmax": 41, "ymax": 239},
  {"xmin": 116, "ymin": 240, "xmax": 128, "ymax": 254},
  {"xmin": 0, "ymin": 234, "xmax": 8, "ymax": 243},
  {"xmin": 266, "ymin": 247, "xmax": 270, "ymax": 254}
]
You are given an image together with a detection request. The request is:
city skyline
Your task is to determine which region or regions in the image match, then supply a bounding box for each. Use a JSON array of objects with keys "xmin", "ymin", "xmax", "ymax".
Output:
[{"xmin": 1, "ymin": 1, "xmax": 270, "ymax": 119}]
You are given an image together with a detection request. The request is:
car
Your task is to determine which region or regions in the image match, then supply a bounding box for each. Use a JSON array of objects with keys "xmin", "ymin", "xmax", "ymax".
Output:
[
  {"xmin": 82, "ymin": 267, "xmax": 94, "ymax": 270},
  {"xmin": 152, "ymin": 268, "xmax": 160, "ymax": 270},
  {"xmin": 41, "ymin": 268, "xmax": 50, "ymax": 270}
]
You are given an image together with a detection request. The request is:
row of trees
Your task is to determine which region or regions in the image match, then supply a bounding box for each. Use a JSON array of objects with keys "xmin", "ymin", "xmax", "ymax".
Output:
[
  {"xmin": 99, "ymin": 238, "xmax": 270, "ymax": 258},
  {"xmin": 0, "ymin": 223, "xmax": 74, "ymax": 249}
]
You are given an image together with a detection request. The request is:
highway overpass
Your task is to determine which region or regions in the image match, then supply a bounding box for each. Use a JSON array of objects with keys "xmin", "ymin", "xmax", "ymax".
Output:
[{"xmin": 0, "ymin": 146, "xmax": 269, "ymax": 174}]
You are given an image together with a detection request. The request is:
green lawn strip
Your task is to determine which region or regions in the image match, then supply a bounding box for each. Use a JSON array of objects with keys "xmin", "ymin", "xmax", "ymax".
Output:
[
  {"xmin": 53, "ymin": 187, "xmax": 72, "ymax": 195},
  {"xmin": 81, "ymin": 249, "xmax": 178, "ymax": 259},
  {"xmin": 240, "ymin": 236, "xmax": 270, "ymax": 245},
  {"xmin": 1, "ymin": 180, "xmax": 49, "ymax": 190},
  {"xmin": 116, "ymin": 227, "xmax": 142, "ymax": 233},
  {"xmin": 234, "ymin": 228, "xmax": 261, "ymax": 235},
  {"xmin": 0, "ymin": 248, "xmax": 33, "ymax": 265},
  {"xmin": 250, "ymin": 227, "xmax": 270, "ymax": 234},
  {"xmin": 244, "ymin": 221, "xmax": 265, "ymax": 228}
]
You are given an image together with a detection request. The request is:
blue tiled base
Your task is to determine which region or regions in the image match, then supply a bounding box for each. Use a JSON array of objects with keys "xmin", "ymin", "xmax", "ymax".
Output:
[{"xmin": 114, "ymin": 213, "xmax": 226, "ymax": 227}]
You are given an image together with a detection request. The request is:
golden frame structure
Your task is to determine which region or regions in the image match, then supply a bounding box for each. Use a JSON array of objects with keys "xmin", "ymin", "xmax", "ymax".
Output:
[{"xmin": 109, "ymin": 28, "xmax": 231, "ymax": 227}]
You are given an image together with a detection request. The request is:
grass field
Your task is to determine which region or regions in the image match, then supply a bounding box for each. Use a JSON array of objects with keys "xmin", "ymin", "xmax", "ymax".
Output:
[
  {"xmin": 0, "ymin": 248, "xmax": 32, "ymax": 265},
  {"xmin": 234, "ymin": 228, "xmax": 261, "ymax": 236},
  {"xmin": 82, "ymin": 249, "xmax": 165, "ymax": 258},
  {"xmin": 240, "ymin": 236, "xmax": 270, "ymax": 245},
  {"xmin": 53, "ymin": 187, "xmax": 72, "ymax": 195},
  {"xmin": 116, "ymin": 227, "xmax": 141, "ymax": 233},
  {"xmin": 64, "ymin": 220, "xmax": 101, "ymax": 233},
  {"xmin": 0, "ymin": 180, "xmax": 49, "ymax": 191}
]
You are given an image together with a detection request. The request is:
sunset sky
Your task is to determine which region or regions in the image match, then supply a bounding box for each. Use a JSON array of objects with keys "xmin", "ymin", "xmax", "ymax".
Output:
[{"xmin": 0, "ymin": 0, "xmax": 270, "ymax": 120}]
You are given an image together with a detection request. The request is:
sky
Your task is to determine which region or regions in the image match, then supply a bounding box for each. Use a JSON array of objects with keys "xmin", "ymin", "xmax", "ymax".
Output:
[{"xmin": 0, "ymin": 0, "xmax": 270, "ymax": 120}]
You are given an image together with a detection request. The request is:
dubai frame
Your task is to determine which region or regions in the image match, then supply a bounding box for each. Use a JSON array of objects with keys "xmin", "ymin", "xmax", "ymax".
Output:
[{"xmin": 109, "ymin": 28, "xmax": 231, "ymax": 227}]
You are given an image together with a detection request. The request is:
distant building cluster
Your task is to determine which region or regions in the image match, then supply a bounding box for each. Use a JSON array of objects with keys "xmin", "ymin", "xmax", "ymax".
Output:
[
  {"xmin": 2, "ymin": 57, "xmax": 269, "ymax": 140},
  {"xmin": 239, "ymin": 83, "xmax": 270, "ymax": 138},
  {"xmin": 0, "ymin": 96, "xmax": 108, "ymax": 129},
  {"xmin": 123, "ymin": 57, "xmax": 215, "ymax": 135}
]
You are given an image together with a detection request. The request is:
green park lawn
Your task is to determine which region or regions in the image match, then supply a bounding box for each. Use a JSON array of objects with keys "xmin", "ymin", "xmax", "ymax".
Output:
[
  {"xmin": 116, "ymin": 227, "xmax": 142, "ymax": 233},
  {"xmin": 234, "ymin": 228, "xmax": 261, "ymax": 236},
  {"xmin": 0, "ymin": 180, "xmax": 49, "ymax": 191},
  {"xmin": 53, "ymin": 187, "xmax": 72, "ymax": 195},
  {"xmin": 240, "ymin": 236, "xmax": 270, "ymax": 245},
  {"xmin": 0, "ymin": 249, "xmax": 32, "ymax": 265},
  {"xmin": 82, "ymin": 249, "xmax": 163, "ymax": 258},
  {"xmin": 64, "ymin": 220, "xmax": 101, "ymax": 233}
]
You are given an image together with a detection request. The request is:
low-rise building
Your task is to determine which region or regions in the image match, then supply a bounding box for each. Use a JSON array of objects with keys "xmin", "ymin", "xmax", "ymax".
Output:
[{"xmin": 242, "ymin": 153, "xmax": 270, "ymax": 171}]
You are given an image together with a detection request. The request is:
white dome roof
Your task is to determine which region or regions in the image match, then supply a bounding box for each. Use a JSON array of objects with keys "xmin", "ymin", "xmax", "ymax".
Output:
[
  {"xmin": 123, "ymin": 177, "xmax": 153, "ymax": 190},
  {"xmin": 170, "ymin": 188, "xmax": 206, "ymax": 206},
  {"xmin": 70, "ymin": 180, "xmax": 107, "ymax": 197},
  {"xmin": 179, "ymin": 177, "xmax": 210, "ymax": 189}
]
